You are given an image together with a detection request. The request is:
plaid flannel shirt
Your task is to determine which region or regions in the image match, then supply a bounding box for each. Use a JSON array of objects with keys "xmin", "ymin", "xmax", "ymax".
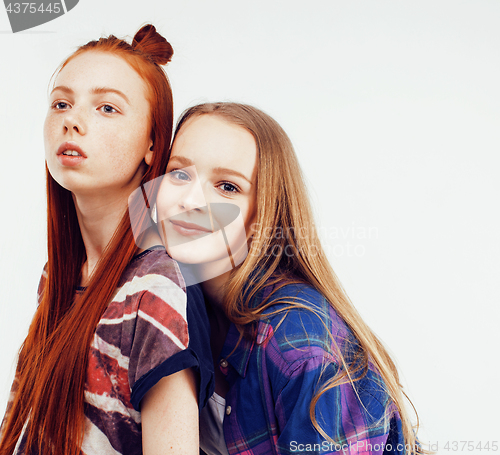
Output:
[{"xmin": 216, "ymin": 281, "xmax": 406, "ymax": 455}]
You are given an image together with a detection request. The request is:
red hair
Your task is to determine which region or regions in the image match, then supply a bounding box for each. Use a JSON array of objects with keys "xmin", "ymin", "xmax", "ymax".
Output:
[{"xmin": 0, "ymin": 25, "xmax": 174, "ymax": 455}]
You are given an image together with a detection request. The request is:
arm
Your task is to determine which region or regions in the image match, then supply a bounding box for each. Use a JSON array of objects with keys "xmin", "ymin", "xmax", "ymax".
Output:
[
  {"xmin": 0, "ymin": 374, "xmax": 19, "ymax": 441},
  {"xmin": 141, "ymin": 367, "xmax": 199, "ymax": 455},
  {"xmin": 263, "ymin": 285, "xmax": 400, "ymax": 454},
  {"xmin": 275, "ymin": 359, "xmax": 402, "ymax": 455}
]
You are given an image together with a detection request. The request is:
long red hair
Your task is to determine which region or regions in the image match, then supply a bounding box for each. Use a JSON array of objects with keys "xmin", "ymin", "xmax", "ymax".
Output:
[{"xmin": 0, "ymin": 25, "xmax": 174, "ymax": 455}]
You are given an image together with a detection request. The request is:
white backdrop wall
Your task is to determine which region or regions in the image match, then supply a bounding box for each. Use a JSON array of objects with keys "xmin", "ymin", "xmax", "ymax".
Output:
[{"xmin": 1, "ymin": 1, "xmax": 499, "ymax": 452}]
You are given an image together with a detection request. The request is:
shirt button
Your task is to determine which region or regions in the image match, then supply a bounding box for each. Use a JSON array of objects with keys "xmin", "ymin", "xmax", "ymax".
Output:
[
  {"xmin": 220, "ymin": 359, "xmax": 228, "ymax": 368},
  {"xmin": 225, "ymin": 405, "xmax": 232, "ymax": 415}
]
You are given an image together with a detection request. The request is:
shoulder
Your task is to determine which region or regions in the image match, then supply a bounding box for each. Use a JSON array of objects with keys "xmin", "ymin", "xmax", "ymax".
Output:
[
  {"xmin": 262, "ymin": 281, "xmax": 328, "ymax": 315},
  {"xmin": 252, "ymin": 282, "xmax": 394, "ymax": 426},
  {"xmin": 120, "ymin": 247, "xmax": 186, "ymax": 291},
  {"xmin": 109, "ymin": 248, "xmax": 188, "ymax": 325},
  {"xmin": 119, "ymin": 247, "xmax": 186, "ymax": 302},
  {"xmin": 255, "ymin": 280, "xmax": 353, "ymax": 354}
]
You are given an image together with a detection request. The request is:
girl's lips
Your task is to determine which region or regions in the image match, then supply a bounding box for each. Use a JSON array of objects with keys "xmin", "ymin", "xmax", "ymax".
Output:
[
  {"xmin": 57, "ymin": 154, "xmax": 86, "ymax": 167},
  {"xmin": 170, "ymin": 219, "xmax": 212, "ymax": 236},
  {"xmin": 56, "ymin": 141, "xmax": 87, "ymax": 167}
]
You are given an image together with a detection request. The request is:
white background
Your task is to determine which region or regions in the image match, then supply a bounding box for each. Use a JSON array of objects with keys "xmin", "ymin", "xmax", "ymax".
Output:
[{"xmin": 1, "ymin": 1, "xmax": 499, "ymax": 452}]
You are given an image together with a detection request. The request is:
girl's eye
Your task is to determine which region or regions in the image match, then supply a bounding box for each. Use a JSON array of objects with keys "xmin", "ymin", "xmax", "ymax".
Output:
[
  {"xmin": 218, "ymin": 182, "xmax": 239, "ymax": 194},
  {"xmin": 168, "ymin": 170, "xmax": 191, "ymax": 182},
  {"xmin": 52, "ymin": 101, "xmax": 70, "ymax": 110},
  {"xmin": 99, "ymin": 104, "xmax": 117, "ymax": 114}
]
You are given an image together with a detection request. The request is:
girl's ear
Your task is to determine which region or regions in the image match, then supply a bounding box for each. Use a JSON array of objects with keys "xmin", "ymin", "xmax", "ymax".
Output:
[{"xmin": 145, "ymin": 141, "xmax": 154, "ymax": 165}]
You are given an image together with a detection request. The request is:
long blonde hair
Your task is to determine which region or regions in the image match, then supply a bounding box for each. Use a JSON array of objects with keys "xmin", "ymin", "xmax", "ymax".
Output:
[{"xmin": 173, "ymin": 102, "xmax": 421, "ymax": 453}]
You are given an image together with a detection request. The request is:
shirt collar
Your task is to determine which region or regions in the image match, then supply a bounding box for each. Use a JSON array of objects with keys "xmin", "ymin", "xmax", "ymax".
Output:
[
  {"xmin": 219, "ymin": 279, "xmax": 278, "ymax": 377},
  {"xmin": 220, "ymin": 318, "xmax": 275, "ymax": 378},
  {"xmin": 220, "ymin": 323, "xmax": 254, "ymax": 377}
]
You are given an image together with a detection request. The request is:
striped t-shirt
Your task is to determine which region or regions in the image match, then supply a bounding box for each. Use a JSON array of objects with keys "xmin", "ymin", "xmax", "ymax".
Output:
[{"xmin": 2, "ymin": 247, "xmax": 213, "ymax": 455}]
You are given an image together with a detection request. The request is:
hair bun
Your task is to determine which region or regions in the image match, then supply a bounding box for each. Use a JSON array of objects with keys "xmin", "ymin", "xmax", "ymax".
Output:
[{"xmin": 132, "ymin": 24, "xmax": 173, "ymax": 65}]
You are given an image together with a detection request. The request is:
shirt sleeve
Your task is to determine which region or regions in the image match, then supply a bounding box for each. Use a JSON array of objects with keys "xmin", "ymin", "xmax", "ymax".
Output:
[
  {"xmin": 274, "ymin": 357, "xmax": 401, "ymax": 454},
  {"xmin": 263, "ymin": 284, "xmax": 402, "ymax": 454},
  {"xmin": 130, "ymin": 282, "xmax": 215, "ymax": 411},
  {"xmin": 0, "ymin": 375, "xmax": 19, "ymax": 440}
]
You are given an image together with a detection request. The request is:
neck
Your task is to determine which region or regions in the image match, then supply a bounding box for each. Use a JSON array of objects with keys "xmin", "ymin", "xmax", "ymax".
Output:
[
  {"xmin": 202, "ymin": 272, "xmax": 232, "ymax": 399},
  {"xmin": 201, "ymin": 271, "xmax": 231, "ymax": 329},
  {"xmin": 202, "ymin": 271, "xmax": 228, "ymax": 308},
  {"xmin": 73, "ymin": 192, "xmax": 162, "ymax": 286},
  {"xmin": 74, "ymin": 193, "xmax": 126, "ymax": 285}
]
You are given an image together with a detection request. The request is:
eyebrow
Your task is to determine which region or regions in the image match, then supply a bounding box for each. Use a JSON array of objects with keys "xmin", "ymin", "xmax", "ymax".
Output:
[
  {"xmin": 168, "ymin": 156, "xmax": 193, "ymax": 167},
  {"xmin": 213, "ymin": 167, "xmax": 253, "ymax": 185},
  {"xmin": 169, "ymin": 156, "xmax": 254, "ymax": 185},
  {"xmin": 50, "ymin": 85, "xmax": 130, "ymax": 104}
]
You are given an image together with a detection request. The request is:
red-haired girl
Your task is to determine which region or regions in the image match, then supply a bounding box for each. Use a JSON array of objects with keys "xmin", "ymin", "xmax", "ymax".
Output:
[{"xmin": 0, "ymin": 26, "xmax": 212, "ymax": 455}]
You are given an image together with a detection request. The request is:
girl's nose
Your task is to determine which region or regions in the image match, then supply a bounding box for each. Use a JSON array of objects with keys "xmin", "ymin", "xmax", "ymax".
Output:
[
  {"xmin": 62, "ymin": 109, "xmax": 86, "ymax": 135},
  {"xmin": 178, "ymin": 181, "xmax": 207, "ymax": 212}
]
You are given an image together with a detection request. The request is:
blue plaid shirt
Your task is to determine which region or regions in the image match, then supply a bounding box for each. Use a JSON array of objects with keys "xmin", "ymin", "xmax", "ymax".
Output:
[{"xmin": 217, "ymin": 281, "xmax": 406, "ymax": 455}]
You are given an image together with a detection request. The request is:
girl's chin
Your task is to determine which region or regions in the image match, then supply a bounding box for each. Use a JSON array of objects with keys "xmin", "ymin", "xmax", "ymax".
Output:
[
  {"xmin": 166, "ymin": 250, "xmax": 236, "ymax": 284},
  {"xmin": 168, "ymin": 250, "xmax": 228, "ymax": 265}
]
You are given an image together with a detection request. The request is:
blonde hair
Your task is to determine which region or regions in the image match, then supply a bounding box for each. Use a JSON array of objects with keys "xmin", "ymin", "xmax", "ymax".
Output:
[{"xmin": 173, "ymin": 102, "xmax": 421, "ymax": 453}]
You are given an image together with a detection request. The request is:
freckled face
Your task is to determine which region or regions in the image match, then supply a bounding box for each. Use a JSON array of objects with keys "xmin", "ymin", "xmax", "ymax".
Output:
[
  {"xmin": 156, "ymin": 115, "xmax": 258, "ymax": 266},
  {"xmin": 44, "ymin": 51, "xmax": 153, "ymax": 199}
]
